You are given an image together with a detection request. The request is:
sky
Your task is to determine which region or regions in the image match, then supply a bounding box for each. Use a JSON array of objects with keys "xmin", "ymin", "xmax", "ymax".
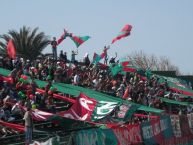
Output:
[{"xmin": 0, "ymin": 0, "xmax": 193, "ymax": 74}]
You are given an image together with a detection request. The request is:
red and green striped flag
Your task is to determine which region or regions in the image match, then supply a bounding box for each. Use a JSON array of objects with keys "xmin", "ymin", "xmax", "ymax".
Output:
[
  {"xmin": 57, "ymin": 32, "xmax": 68, "ymax": 45},
  {"xmin": 70, "ymin": 34, "xmax": 90, "ymax": 48},
  {"xmin": 112, "ymin": 24, "xmax": 132, "ymax": 44}
]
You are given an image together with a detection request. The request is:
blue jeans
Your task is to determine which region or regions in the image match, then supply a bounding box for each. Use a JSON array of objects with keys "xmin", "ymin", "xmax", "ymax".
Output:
[
  {"xmin": 25, "ymin": 126, "xmax": 32, "ymax": 144},
  {"xmin": 52, "ymin": 48, "xmax": 57, "ymax": 60}
]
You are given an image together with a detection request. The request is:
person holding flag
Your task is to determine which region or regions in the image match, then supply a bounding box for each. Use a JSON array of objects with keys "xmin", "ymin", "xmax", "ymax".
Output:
[{"xmin": 50, "ymin": 29, "xmax": 69, "ymax": 61}]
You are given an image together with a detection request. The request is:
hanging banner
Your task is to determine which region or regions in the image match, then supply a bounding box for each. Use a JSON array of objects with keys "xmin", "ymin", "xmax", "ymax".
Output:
[
  {"xmin": 141, "ymin": 119, "xmax": 163, "ymax": 145},
  {"xmin": 111, "ymin": 124, "xmax": 142, "ymax": 145},
  {"xmin": 170, "ymin": 115, "xmax": 181, "ymax": 137},
  {"xmin": 159, "ymin": 116, "xmax": 173, "ymax": 139},
  {"xmin": 141, "ymin": 116, "xmax": 174, "ymax": 145},
  {"xmin": 179, "ymin": 115, "xmax": 191, "ymax": 137},
  {"xmin": 74, "ymin": 128, "xmax": 118, "ymax": 145}
]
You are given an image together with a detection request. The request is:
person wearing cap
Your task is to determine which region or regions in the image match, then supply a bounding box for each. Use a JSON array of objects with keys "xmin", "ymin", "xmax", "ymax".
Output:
[{"xmin": 23, "ymin": 107, "xmax": 33, "ymax": 145}]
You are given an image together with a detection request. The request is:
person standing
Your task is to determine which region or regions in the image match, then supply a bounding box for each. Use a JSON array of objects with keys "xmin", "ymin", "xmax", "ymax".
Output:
[
  {"xmin": 71, "ymin": 50, "xmax": 78, "ymax": 64},
  {"xmin": 51, "ymin": 37, "xmax": 58, "ymax": 60},
  {"xmin": 23, "ymin": 107, "xmax": 33, "ymax": 145},
  {"xmin": 63, "ymin": 52, "xmax": 68, "ymax": 63},
  {"xmin": 103, "ymin": 46, "xmax": 110, "ymax": 65},
  {"xmin": 59, "ymin": 50, "xmax": 64, "ymax": 60}
]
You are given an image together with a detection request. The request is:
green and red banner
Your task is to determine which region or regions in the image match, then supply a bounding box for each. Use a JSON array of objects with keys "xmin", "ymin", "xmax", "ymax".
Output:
[
  {"xmin": 110, "ymin": 124, "xmax": 143, "ymax": 145},
  {"xmin": 58, "ymin": 93, "xmax": 118, "ymax": 122},
  {"xmin": 141, "ymin": 116, "xmax": 173, "ymax": 145}
]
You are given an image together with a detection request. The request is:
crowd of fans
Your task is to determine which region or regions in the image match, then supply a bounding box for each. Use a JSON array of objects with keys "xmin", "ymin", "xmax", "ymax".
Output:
[{"xmin": 0, "ymin": 50, "xmax": 193, "ymax": 143}]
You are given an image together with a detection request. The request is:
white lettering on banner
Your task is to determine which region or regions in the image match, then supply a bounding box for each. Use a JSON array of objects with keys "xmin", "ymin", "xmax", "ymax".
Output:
[
  {"xmin": 77, "ymin": 131, "xmax": 106, "ymax": 145},
  {"xmin": 113, "ymin": 125, "xmax": 142, "ymax": 145},
  {"xmin": 170, "ymin": 115, "xmax": 181, "ymax": 137},
  {"xmin": 79, "ymin": 98, "xmax": 94, "ymax": 111},
  {"xmin": 94, "ymin": 101, "xmax": 118, "ymax": 119}
]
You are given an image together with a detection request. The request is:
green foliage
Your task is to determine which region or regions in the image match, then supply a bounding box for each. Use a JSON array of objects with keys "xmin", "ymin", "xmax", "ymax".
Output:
[{"xmin": 0, "ymin": 26, "xmax": 50, "ymax": 60}]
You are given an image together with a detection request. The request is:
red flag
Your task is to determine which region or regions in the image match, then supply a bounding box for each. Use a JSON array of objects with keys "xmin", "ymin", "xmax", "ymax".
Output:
[
  {"xmin": 112, "ymin": 24, "xmax": 132, "ymax": 44},
  {"xmin": 7, "ymin": 39, "xmax": 16, "ymax": 59},
  {"xmin": 57, "ymin": 32, "xmax": 67, "ymax": 45}
]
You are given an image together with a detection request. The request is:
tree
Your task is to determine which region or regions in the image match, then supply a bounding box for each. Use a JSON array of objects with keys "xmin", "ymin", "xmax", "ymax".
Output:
[
  {"xmin": 127, "ymin": 50, "xmax": 180, "ymax": 75},
  {"xmin": 0, "ymin": 26, "xmax": 50, "ymax": 60}
]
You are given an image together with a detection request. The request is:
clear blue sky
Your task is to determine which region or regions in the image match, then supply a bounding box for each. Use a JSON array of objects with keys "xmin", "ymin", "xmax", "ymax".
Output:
[{"xmin": 0, "ymin": 0, "xmax": 193, "ymax": 74}]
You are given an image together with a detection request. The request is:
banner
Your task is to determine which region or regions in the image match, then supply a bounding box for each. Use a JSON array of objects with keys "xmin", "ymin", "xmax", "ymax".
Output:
[
  {"xmin": 117, "ymin": 103, "xmax": 139, "ymax": 121},
  {"xmin": 111, "ymin": 124, "xmax": 142, "ymax": 145},
  {"xmin": 170, "ymin": 115, "xmax": 181, "ymax": 137},
  {"xmin": 32, "ymin": 109, "xmax": 54, "ymax": 121},
  {"xmin": 141, "ymin": 119, "xmax": 163, "ymax": 145},
  {"xmin": 58, "ymin": 93, "xmax": 118, "ymax": 122},
  {"xmin": 91, "ymin": 101, "xmax": 118, "ymax": 121},
  {"xmin": 159, "ymin": 116, "xmax": 173, "ymax": 139},
  {"xmin": 141, "ymin": 116, "xmax": 174, "ymax": 145},
  {"xmin": 179, "ymin": 115, "xmax": 191, "ymax": 137},
  {"xmin": 59, "ymin": 93, "xmax": 97, "ymax": 121},
  {"xmin": 74, "ymin": 128, "xmax": 118, "ymax": 145}
]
